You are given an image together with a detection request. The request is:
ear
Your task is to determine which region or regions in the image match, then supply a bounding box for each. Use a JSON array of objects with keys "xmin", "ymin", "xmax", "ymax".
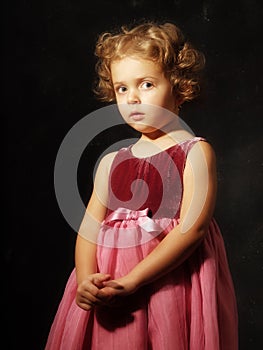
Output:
[
  {"xmin": 173, "ymin": 93, "xmax": 184, "ymax": 110},
  {"xmin": 171, "ymin": 85, "xmax": 183, "ymax": 105}
]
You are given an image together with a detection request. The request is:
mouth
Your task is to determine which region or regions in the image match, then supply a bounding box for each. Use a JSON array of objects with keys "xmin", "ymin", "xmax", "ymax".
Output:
[{"xmin": 129, "ymin": 111, "xmax": 145, "ymax": 121}]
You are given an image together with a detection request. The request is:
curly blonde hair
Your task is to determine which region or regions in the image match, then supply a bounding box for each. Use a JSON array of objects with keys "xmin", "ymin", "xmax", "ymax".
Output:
[{"xmin": 94, "ymin": 21, "xmax": 205, "ymax": 104}]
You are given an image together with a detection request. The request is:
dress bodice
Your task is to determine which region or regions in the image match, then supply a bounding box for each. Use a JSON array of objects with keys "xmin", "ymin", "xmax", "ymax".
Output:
[{"xmin": 106, "ymin": 137, "xmax": 205, "ymax": 219}]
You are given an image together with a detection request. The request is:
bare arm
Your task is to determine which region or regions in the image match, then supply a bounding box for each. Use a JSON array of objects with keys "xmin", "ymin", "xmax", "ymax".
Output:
[
  {"xmin": 75, "ymin": 152, "xmax": 116, "ymax": 310},
  {"xmin": 101, "ymin": 141, "xmax": 217, "ymax": 296}
]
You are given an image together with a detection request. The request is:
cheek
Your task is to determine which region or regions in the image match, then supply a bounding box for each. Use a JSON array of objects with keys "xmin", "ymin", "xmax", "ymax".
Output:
[
  {"xmin": 161, "ymin": 90, "xmax": 175, "ymax": 106},
  {"xmin": 147, "ymin": 88, "xmax": 174, "ymax": 106},
  {"xmin": 115, "ymin": 95, "xmax": 123, "ymax": 104},
  {"xmin": 144, "ymin": 105, "xmax": 174, "ymax": 124},
  {"xmin": 116, "ymin": 103, "xmax": 130, "ymax": 121}
]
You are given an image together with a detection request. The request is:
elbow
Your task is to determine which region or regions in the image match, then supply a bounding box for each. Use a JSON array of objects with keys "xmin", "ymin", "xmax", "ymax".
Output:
[
  {"xmin": 195, "ymin": 223, "xmax": 209, "ymax": 241},
  {"xmin": 197, "ymin": 227, "xmax": 208, "ymax": 240},
  {"xmin": 179, "ymin": 220, "xmax": 209, "ymax": 240}
]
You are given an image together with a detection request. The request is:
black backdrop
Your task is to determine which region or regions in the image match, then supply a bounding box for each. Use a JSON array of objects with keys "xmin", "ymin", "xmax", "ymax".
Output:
[{"xmin": 4, "ymin": 1, "xmax": 263, "ymax": 349}]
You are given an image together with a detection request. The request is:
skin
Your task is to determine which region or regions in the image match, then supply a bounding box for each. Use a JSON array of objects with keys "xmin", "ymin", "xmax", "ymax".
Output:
[
  {"xmin": 112, "ymin": 57, "xmax": 179, "ymax": 137},
  {"xmin": 75, "ymin": 57, "xmax": 217, "ymax": 310}
]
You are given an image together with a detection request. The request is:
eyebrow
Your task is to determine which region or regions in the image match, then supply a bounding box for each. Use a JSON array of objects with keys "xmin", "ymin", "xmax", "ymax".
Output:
[{"xmin": 113, "ymin": 76, "xmax": 159, "ymax": 86}]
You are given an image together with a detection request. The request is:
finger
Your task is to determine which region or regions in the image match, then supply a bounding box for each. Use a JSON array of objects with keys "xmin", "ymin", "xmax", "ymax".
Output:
[
  {"xmin": 76, "ymin": 300, "xmax": 92, "ymax": 311},
  {"xmin": 83, "ymin": 277, "xmax": 107, "ymax": 294},
  {"xmin": 80, "ymin": 281, "xmax": 99, "ymax": 296},
  {"xmin": 77, "ymin": 296, "xmax": 103, "ymax": 310},
  {"xmin": 78, "ymin": 290, "xmax": 106, "ymax": 305},
  {"xmin": 93, "ymin": 274, "xmax": 111, "ymax": 287},
  {"xmin": 92, "ymin": 273, "xmax": 111, "ymax": 280},
  {"xmin": 96, "ymin": 286, "xmax": 122, "ymax": 301},
  {"xmin": 79, "ymin": 284, "xmax": 112, "ymax": 305},
  {"xmin": 103, "ymin": 280, "xmax": 123, "ymax": 290}
]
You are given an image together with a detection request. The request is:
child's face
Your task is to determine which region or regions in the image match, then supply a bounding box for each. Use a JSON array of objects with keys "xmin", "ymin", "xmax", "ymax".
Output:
[{"xmin": 111, "ymin": 57, "xmax": 179, "ymax": 135}]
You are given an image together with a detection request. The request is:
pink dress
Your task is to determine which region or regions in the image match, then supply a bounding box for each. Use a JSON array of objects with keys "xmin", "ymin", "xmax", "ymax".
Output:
[{"xmin": 45, "ymin": 137, "xmax": 238, "ymax": 349}]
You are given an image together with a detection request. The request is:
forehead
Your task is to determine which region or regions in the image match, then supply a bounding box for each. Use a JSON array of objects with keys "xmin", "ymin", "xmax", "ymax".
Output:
[{"xmin": 110, "ymin": 57, "xmax": 163, "ymax": 81}]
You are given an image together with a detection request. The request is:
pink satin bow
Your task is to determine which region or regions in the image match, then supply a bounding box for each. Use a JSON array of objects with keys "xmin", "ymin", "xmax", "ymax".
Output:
[
  {"xmin": 98, "ymin": 208, "xmax": 171, "ymax": 247},
  {"xmin": 104, "ymin": 207, "xmax": 162, "ymax": 233}
]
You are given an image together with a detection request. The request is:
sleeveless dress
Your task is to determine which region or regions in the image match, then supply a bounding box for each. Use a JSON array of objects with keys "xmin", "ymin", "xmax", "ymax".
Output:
[{"xmin": 45, "ymin": 137, "xmax": 238, "ymax": 350}]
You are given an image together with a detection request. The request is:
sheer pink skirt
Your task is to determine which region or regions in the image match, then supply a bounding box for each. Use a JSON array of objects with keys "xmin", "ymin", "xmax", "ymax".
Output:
[{"xmin": 45, "ymin": 210, "xmax": 238, "ymax": 350}]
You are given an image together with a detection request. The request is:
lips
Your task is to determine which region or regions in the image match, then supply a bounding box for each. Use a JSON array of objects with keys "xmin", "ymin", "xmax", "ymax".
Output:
[{"xmin": 129, "ymin": 111, "xmax": 145, "ymax": 121}]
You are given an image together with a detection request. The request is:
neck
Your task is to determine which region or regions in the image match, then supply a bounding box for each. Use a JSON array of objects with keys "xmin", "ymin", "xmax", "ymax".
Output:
[{"xmin": 141, "ymin": 115, "xmax": 191, "ymax": 141}]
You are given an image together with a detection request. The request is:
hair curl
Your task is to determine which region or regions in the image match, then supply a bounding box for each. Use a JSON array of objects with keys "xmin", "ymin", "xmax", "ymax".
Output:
[{"xmin": 94, "ymin": 21, "xmax": 205, "ymax": 104}]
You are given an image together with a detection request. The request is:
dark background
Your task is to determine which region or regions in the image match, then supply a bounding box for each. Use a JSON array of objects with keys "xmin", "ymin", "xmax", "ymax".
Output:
[{"xmin": 3, "ymin": 0, "xmax": 263, "ymax": 349}]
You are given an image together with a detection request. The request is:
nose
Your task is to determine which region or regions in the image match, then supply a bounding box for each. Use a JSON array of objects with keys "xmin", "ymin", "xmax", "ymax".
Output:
[{"xmin": 127, "ymin": 89, "xmax": 140, "ymax": 104}]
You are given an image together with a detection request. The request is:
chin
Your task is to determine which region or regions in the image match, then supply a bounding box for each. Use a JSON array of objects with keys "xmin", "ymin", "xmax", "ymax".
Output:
[{"xmin": 128, "ymin": 122, "xmax": 157, "ymax": 134}]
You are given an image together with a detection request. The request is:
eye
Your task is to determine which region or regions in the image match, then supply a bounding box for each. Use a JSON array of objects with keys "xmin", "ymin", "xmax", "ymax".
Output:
[
  {"xmin": 140, "ymin": 81, "xmax": 153, "ymax": 90},
  {"xmin": 116, "ymin": 86, "xmax": 127, "ymax": 94}
]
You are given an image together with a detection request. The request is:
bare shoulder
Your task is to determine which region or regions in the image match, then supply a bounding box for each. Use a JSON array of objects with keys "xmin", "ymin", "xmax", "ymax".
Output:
[
  {"xmin": 93, "ymin": 151, "xmax": 118, "ymax": 205},
  {"xmin": 183, "ymin": 140, "xmax": 217, "ymax": 184},
  {"xmin": 99, "ymin": 151, "xmax": 118, "ymax": 165},
  {"xmin": 96, "ymin": 151, "xmax": 118, "ymax": 175},
  {"xmin": 187, "ymin": 140, "xmax": 216, "ymax": 168}
]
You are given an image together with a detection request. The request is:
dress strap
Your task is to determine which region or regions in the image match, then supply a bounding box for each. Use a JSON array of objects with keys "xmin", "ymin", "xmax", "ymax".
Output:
[{"xmin": 179, "ymin": 136, "xmax": 206, "ymax": 156}]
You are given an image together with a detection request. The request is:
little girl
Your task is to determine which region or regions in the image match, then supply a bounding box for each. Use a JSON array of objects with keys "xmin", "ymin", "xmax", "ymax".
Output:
[{"xmin": 45, "ymin": 21, "xmax": 238, "ymax": 349}]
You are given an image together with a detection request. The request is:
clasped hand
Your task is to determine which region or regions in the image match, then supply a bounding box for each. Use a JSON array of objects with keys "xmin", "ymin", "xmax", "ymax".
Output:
[{"xmin": 76, "ymin": 273, "xmax": 137, "ymax": 311}]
